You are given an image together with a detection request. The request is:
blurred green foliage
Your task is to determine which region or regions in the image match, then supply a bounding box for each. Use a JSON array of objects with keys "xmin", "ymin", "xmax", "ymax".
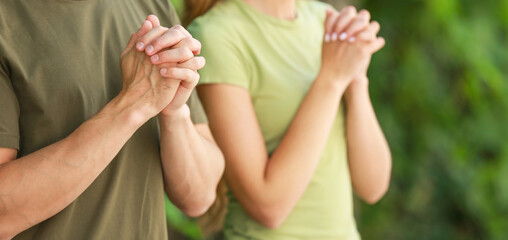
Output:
[
  {"xmin": 166, "ymin": 0, "xmax": 508, "ymax": 239},
  {"xmin": 164, "ymin": 195, "xmax": 202, "ymax": 239},
  {"xmin": 357, "ymin": 0, "xmax": 508, "ymax": 239}
]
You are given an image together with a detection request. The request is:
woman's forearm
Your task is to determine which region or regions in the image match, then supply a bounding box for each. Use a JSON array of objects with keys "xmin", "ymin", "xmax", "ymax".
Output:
[
  {"xmin": 246, "ymin": 74, "xmax": 348, "ymax": 227},
  {"xmin": 345, "ymin": 81, "xmax": 392, "ymax": 204},
  {"xmin": 158, "ymin": 106, "xmax": 224, "ymax": 217}
]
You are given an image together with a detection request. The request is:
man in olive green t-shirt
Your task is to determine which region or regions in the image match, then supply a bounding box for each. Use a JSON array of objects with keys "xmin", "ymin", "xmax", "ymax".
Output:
[{"xmin": 0, "ymin": 1, "xmax": 224, "ymax": 239}]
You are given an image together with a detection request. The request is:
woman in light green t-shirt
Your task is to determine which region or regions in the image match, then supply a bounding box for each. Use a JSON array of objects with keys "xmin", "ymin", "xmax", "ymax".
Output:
[{"xmin": 186, "ymin": 0, "xmax": 392, "ymax": 239}]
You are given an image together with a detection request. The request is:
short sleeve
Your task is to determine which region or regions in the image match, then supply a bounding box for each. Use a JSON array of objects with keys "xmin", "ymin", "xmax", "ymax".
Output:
[
  {"xmin": 187, "ymin": 91, "xmax": 208, "ymax": 124},
  {"xmin": 188, "ymin": 19, "xmax": 250, "ymax": 89},
  {"xmin": 0, "ymin": 65, "xmax": 20, "ymax": 150}
]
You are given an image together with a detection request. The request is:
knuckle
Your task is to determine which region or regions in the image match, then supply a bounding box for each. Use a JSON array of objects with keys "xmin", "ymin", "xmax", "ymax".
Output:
[
  {"xmin": 177, "ymin": 31, "xmax": 186, "ymax": 40},
  {"xmin": 186, "ymin": 59, "xmax": 198, "ymax": 69},
  {"xmin": 372, "ymin": 21, "xmax": 381, "ymax": 29},
  {"xmin": 343, "ymin": 6, "xmax": 357, "ymax": 14},
  {"xmin": 172, "ymin": 24, "xmax": 185, "ymax": 31},
  {"xmin": 181, "ymin": 48, "xmax": 194, "ymax": 59},
  {"xmin": 159, "ymin": 50, "xmax": 171, "ymax": 61},
  {"xmin": 359, "ymin": 9, "xmax": 370, "ymax": 18},
  {"xmin": 330, "ymin": 12, "xmax": 340, "ymax": 20},
  {"xmin": 138, "ymin": 35, "xmax": 148, "ymax": 44},
  {"xmin": 167, "ymin": 68, "xmax": 178, "ymax": 77},
  {"xmin": 199, "ymin": 56, "xmax": 206, "ymax": 67},
  {"xmin": 152, "ymin": 37, "xmax": 164, "ymax": 48},
  {"xmin": 182, "ymin": 37, "xmax": 193, "ymax": 46},
  {"xmin": 193, "ymin": 39, "xmax": 202, "ymax": 50},
  {"xmin": 185, "ymin": 70, "xmax": 194, "ymax": 80},
  {"xmin": 154, "ymin": 25, "xmax": 168, "ymax": 33},
  {"xmin": 195, "ymin": 73, "xmax": 201, "ymax": 83}
]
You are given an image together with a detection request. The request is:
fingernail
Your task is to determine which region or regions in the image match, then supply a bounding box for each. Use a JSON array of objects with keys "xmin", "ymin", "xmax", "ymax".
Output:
[
  {"xmin": 348, "ymin": 37, "xmax": 356, "ymax": 43},
  {"xmin": 146, "ymin": 45, "xmax": 154, "ymax": 54},
  {"xmin": 324, "ymin": 33, "xmax": 330, "ymax": 42},
  {"xmin": 339, "ymin": 32, "xmax": 347, "ymax": 40},
  {"xmin": 150, "ymin": 54, "xmax": 159, "ymax": 62},
  {"xmin": 160, "ymin": 68, "xmax": 167, "ymax": 74},
  {"xmin": 331, "ymin": 32, "xmax": 338, "ymax": 41},
  {"xmin": 136, "ymin": 42, "xmax": 144, "ymax": 50}
]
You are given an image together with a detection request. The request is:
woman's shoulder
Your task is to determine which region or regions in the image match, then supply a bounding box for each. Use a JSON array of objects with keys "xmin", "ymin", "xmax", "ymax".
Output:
[{"xmin": 297, "ymin": 0, "xmax": 331, "ymax": 24}]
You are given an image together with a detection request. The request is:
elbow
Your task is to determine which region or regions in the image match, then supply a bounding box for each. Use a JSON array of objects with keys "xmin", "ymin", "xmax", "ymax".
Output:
[
  {"xmin": 253, "ymin": 203, "xmax": 290, "ymax": 229},
  {"xmin": 361, "ymin": 180, "xmax": 390, "ymax": 205},
  {"xmin": 179, "ymin": 191, "xmax": 216, "ymax": 218},
  {"xmin": 362, "ymin": 193, "xmax": 384, "ymax": 205}
]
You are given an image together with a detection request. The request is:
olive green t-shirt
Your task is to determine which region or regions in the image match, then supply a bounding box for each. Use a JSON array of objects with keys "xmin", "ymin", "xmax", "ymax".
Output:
[
  {"xmin": 0, "ymin": 0, "xmax": 207, "ymax": 239},
  {"xmin": 189, "ymin": 0, "xmax": 360, "ymax": 239}
]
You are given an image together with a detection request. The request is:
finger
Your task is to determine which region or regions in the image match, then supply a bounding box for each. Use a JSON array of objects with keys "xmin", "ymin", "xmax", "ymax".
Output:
[
  {"xmin": 163, "ymin": 69, "xmax": 200, "ymax": 108},
  {"xmin": 146, "ymin": 15, "xmax": 160, "ymax": 27},
  {"xmin": 168, "ymin": 84, "xmax": 195, "ymax": 110},
  {"xmin": 171, "ymin": 38, "xmax": 201, "ymax": 55},
  {"xmin": 357, "ymin": 21, "xmax": 380, "ymax": 42},
  {"xmin": 333, "ymin": 6, "xmax": 357, "ymax": 41},
  {"xmin": 171, "ymin": 25, "xmax": 193, "ymax": 39},
  {"xmin": 367, "ymin": 37, "xmax": 385, "ymax": 53},
  {"xmin": 146, "ymin": 28, "xmax": 191, "ymax": 56},
  {"xmin": 150, "ymin": 47, "xmax": 194, "ymax": 65},
  {"xmin": 159, "ymin": 68, "xmax": 199, "ymax": 87},
  {"xmin": 135, "ymin": 26, "xmax": 169, "ymax": 52},
  {"xmin": 157, "ymin": 56, "xmax": 205, "ymax": 71},
  {"xmin": 344, "ymin": 10, "xmax": 371, "ymax": 42},
  {"xmin": 175, "ymin": 56, "xmax": 206, "ymax": 71},
  {"xmin": 324, "ymin": 9, "xmax": 340, "ymax": 42},
  {"xmin": 170, "ymin": 25, "xmax": 201, "ymax": 55},
  {"xmin": 125, "ymin": 20, "xmax": 153, "ymax": 52}
]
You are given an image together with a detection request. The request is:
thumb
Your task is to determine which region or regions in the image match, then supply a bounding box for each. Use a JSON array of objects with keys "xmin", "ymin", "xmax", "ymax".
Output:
[{"xmin": 125, "ymin": 20, "xmax": 153, "ymax": 52}]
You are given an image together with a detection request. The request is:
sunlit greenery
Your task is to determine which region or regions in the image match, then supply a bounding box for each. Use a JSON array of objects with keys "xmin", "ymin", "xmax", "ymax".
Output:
[
  {"xmin": 166, "ymin": 0, "xmax": 508, "ymax": 239},
  {"xmin": 356, "ymin": 0, "xmax": 508, "ymax": 239}
]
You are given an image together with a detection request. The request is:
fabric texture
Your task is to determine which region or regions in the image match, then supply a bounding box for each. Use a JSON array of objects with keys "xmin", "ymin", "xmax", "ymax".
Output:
[
  {"xmin": 0, "ymin": 0, "xmax": 206, "ymax": 239},
  {"xmin": 189, "ymin": 0, "xmax": 361, "ymax": 239}
]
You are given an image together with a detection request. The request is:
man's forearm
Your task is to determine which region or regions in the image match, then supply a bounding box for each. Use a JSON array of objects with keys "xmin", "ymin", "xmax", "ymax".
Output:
[
  {"xmin": 0, "ymin": 96, "xmax": 147, "ymax": 239},
  {"xmin": 345, "ymin": 82, "xmax": 392, "ymax": 204},
  {"xmin": 158, "ymin": 106, "xmax": 224, "ymax": 217}
]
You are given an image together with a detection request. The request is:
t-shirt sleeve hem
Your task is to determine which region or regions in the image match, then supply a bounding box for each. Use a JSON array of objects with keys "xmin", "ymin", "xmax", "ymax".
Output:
[
  {"xmin": 198, "ymin": 78, "xmax": 249, "ymax": 90},
  {"xmin": 0, "ymin": 133, "xmax": 20, "ymax": 150}
]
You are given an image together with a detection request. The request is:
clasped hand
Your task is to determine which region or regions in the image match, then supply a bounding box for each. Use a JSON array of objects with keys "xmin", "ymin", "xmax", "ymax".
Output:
[
  {"xmin": 119, "ymin": 15, "xmax": 204, "ymax": 119},
  {"xmin": 320, "ymin": 6, "xmax": 385, "ymax": 93}
]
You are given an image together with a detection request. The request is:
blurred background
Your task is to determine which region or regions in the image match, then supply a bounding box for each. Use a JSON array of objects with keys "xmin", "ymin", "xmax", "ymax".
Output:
[{"xmin": 166, "ymin": 0, "xmax": 508, "ymax": 239}]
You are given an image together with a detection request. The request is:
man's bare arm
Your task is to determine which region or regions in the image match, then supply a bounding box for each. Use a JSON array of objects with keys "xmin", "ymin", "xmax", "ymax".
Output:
[{"xmin": 0, "ymin": 19, "xmax": 191, "ymax": 239}]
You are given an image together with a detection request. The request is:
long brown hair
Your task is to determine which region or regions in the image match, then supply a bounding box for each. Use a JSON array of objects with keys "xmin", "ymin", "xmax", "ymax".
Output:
[
  {"xmin": 182, "ymin": 0, "xmax": 220, "ymax": 27},
  {"xmin": 182, "ymin": 0, "xmax": 228, "ymax": 237}
]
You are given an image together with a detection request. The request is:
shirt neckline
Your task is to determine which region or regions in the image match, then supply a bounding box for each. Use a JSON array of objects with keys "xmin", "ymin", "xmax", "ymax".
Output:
[{"xmin": 231, "ymin": 0, "xmax": 303, "ymax": 28}]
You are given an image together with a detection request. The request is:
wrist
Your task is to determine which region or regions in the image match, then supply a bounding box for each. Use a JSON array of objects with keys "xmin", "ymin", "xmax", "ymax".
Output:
[
  {"xmin": 158, "ymin": 104, "xmax": 191, "ymax": 125},
  {"xmin": 345, "ymin": 80, "xmax": 370, "ymax": 104},
  {"xmin": 107, "ymin": 93, "xmax": 152, "ymax": 128},
  {"xmin": 315, "ymin": 72, "xmax": 351, "ymax": 98}
]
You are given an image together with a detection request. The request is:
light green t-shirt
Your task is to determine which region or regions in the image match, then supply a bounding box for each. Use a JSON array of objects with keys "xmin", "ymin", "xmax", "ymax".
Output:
[{"xmin": 189, "ymin": 0, "xmax": 360, "ymax": 239}]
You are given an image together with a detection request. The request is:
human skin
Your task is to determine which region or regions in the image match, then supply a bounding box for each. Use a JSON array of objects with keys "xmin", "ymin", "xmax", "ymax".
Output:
[
  {"xmin": 0, "ymin": 15, "xmax": 224, "ymax": 239},
  {"xmin": 136, "ymin": 15, "xmax": 225, "ymax": 217},
  {"xmin": 196, "ymin": 1, "xmax": 391, "ymax": 229}
]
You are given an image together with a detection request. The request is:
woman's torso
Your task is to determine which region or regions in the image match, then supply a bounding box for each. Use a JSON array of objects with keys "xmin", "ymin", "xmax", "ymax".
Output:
[{"xmin": 190, "ymin": 0, "xmax": 360, "ymax": 239}]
